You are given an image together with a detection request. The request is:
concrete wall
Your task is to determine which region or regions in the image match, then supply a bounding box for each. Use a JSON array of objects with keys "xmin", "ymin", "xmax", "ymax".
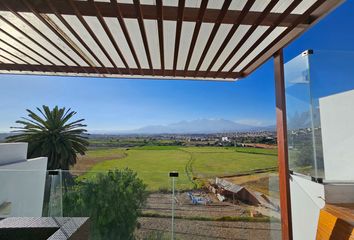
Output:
[
  {"xmin": 320, "ymin": 89, "xmax": 354, "ymax": 181},
  {"xmin": 324, "ymin": 183, "xmax": 354, "ymax": 204},
  {"xmin": 290, "ymin": 174, "xmax": 325, "ymax": 240},
  {"xmin": 0, "ymin": 143, "xmax": 48, "ymax": 217}
]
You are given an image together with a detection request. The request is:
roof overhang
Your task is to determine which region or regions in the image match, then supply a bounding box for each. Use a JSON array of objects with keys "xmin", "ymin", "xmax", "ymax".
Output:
[{"xmin": 0, "ymin": 0, "xmax": 344, "ymax": 81}]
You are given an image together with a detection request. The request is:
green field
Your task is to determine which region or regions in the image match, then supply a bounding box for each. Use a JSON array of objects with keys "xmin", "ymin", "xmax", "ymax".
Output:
[{"xmin": 77, "ymin": 146, "xmax": 278, "ymax": 191}]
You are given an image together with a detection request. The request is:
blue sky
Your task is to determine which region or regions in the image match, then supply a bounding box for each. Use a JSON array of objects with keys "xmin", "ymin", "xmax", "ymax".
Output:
[{"xmin": 0, "ymin": 1, "xmax": 353, "ymax": 132}]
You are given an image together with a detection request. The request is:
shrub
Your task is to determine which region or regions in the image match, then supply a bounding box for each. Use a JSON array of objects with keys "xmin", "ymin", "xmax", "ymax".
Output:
[
  {"xmin": 142, "ymin": 231, "xmax": 169, "ymax": 240},
  {"xmin": 64, "ymin": 169, "xmax": 148, "ymax": 240}
]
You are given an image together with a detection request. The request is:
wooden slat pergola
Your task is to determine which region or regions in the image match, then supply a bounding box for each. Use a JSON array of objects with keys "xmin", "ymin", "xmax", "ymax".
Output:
[
  {"xmin": 0, "ymin": 0, "xmax": 343, "ymax": 80},
  {"xmin": 0, "ymin": 0, "xmax": 344, "ymax": 239}
]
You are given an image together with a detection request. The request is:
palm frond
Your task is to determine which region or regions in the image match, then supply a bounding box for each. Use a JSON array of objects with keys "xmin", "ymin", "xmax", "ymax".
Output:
[{"xmin": 6, "ymin": 105, "xmax": 89, "ymax": 170}]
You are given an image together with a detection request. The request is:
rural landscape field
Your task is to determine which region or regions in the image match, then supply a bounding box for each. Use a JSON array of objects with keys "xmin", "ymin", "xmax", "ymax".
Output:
[
  {"xmin": 75, "ymin": 146, "xmax": 278, "ymax": 191},
  {"xmin": 69, "ymin": 134, "xmax": 281, "ymax": 240},
  {"xmin": 0, "ymin": 129, "xmax": 281, "ymax": 239}
]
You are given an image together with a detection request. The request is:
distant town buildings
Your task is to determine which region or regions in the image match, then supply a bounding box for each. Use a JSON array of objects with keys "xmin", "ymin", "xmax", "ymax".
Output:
[{"xmin": 221, "ymin": 137, "xmax": 229, "ymax": 142}]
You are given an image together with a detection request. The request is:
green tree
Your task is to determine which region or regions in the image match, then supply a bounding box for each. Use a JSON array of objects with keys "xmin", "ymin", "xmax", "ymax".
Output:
[
  {"xmin": 6, "ymin": 105, "xmax": 89, "ymax": 170},
  {"xmin": 64, "ymin": 169, "xmax": 148, "ymax": 240}
]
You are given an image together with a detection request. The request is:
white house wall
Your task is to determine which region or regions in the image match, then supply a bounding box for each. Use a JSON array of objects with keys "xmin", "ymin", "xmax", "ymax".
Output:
[
  {"xmin": 319, "ymin": 89, "xmax": 354, "ymax": 181},
  {"xmin": 290, "ymin": 174, "xmax": 325, "ymax": 240},
  {"xmin": 0, "ymin": 142, "xmax": 28, "ymax": 165},
  {"xmin": 0, "ymin": 143, "xmax": 48, "ymax": 217}
]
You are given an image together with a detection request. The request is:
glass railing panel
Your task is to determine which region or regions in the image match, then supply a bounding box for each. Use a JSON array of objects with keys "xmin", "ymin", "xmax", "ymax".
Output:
[
  {"xmin": 44, "ymin": 170, "xmax": 63, "ymax": 217},
  {"xmin": 136, "ymin": 171, "xmax": 176, "ymax": 240},
  {"xmin": 309, "ymin": 50, "xmax": 354, "ymax": 182},
  {"xmin": 284, "ymin": 52, "xmax": 322, "ymax": 178},
  {"xmin": 0, "ymin": 169, "xmax": 281, "ymax": 239},
  {"xmin": 309, "ymin": 50, "xmax": 354, "ymax": 98},
  {"xmin": 285, "ymin": 50, "xmax": 354, "ymax": 181}
]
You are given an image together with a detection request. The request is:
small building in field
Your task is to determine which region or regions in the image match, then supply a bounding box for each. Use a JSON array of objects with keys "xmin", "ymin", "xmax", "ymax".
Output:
[{"xmin": 213, "ymin": 178, "xmax": 261, "ymax": 205}]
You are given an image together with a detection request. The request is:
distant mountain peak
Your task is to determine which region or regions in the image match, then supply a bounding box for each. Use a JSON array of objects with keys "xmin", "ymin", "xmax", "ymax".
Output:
[{"xmin": 122, "ymin": 118, "xmax": 274, "ymax": 134}]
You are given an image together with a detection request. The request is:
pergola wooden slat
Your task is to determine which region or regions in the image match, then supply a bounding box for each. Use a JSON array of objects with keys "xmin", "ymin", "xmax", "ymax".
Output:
[
  {"xmin": 156, "ymin": 0, "xmax": 164, "ymax": 74},
  {"xmin": 90, "ymin": 0, "xmax": 130, "ymax": 73},
  {"xmin": 173, "ymin": 0, "xmax": 185, "ymax": 76},
  {"xmin": 193, "ymin": 0, "xmax": 231, "ymax": 76},
  {"xmin": 227, "ymin": 0, "xmax": 303, "ymax": 74},
  {"xmin": 214, "ymin": 0, "xmax": 279, "ymax": 78},
  {"xmin": 0, "ymin": 53, "xmax": 16, "ymax": 64},
  {"xmin": 242, "ymin": 0, "xmax": 341, "ymax": 76},
  {"xmin": 0, "ymin": 46, "xmax": 31, "ymax": 65},
  {"xmin": 0, "ymin": 63, "xmax": 237, "ymax": 78},
  {"xmin": 0, "ymin": 12, "xmax": 67, "ymax": 70},
  {"xmin": 111, "ymin": 0, "xmax": 142, "ymax": 74},
  {"xmin": 67, "ymin": 0, "xmax": 118, "ymax": 73},
  {"xmin": 204, "ymin": 0, "xmax": 255, "ymax": 77},
  {"xmin": 0, "ymin": 1, "xmax": 82, "ymax": 73},
  {"xmin": 133, "ymin": 0, "xmax": 154, "ymax": 73},
  {"xmin": 0, "ymin": 0, "xmax": 341, "ymax": 80},
  {"xmin": 24, "ymin": 0, "xmax": 92, "ymax": 74},
  {"xmin": 183, "ymin": 0, "xmax": 208, "ymax": 75},
  {"xmin": 44, "ymin": 0, "xmax": 105, "ymax": 73},
  {"xmin": 0, "ymin": 27, "xmax": 55, "ymax": 66},
  {"xmin": 0, "ymin": 0, "xmax": 311, "ymax": 27}
]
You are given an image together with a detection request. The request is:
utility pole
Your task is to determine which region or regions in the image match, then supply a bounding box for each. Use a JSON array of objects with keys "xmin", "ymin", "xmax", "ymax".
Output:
[{"xmin": 169, "ymin": 171, "xmax": 179, "ymax": 240}]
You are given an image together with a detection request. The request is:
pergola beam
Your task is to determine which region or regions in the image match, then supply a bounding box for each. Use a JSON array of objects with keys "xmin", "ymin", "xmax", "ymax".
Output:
[
  {"xmin": 67, "ymin": 0, "xmax": 118, "ymax": 73},
  {"xmin": 0, "ymin": 27, "xmax": 55, "ymax": 66},
  {"xmin": 0, "ymin": 38, "xmax": 41, "ymax": 66},
  {"xmin": 156, "ymin": 0, "xmax": 165, "ymax": 73},
  {"xmin": 44, "ymin": 0, "xmax": 107, "ymax": 72},
  {"xmin": 0, "ymin": 0, "xmax": 343, "ymax": 81},
  {"xmin": 215, "ymin": 0, "xmax": 279, "ymax": 77},
  {"xmin": 0, "ymin": 46, "xmax": 31, "ymax": 65},
  {"xmin": 133, "ymin": 0, "xmax": 154, "ymax": 73},
  {"xmin": 111, "ymin": 0, "xmax": 142, "ymax": 74},
  {"xmin": 24, "ymin": 0, "xmax": 92, "ymax": 74},
  {"xmin": 194, "ymin": 0, "xmax": 231, "ymax": 76},
  {"xmin": 274, "ymin": 49, "xmax": 292, "ymax": 240},
  {"xmin": 90, "ymin": 0, "xmax": 131, "ymax": 73},
  {"xmin": 0, "ymin": 10, "xmax": 68, "ymax": 70},
  {"xmin": 0, "ymin": 54, "xmax": 16, "ymax": 64},
  {"xmin": 183, "ymin": 0, "xmax": 208, "ymax": 74},
  {"xmin": 1, "ymin": 0, "xmax": 310, "ymax": 28},
  {"xmin": 227, "ymin": 0, "xmax": 303, "ymax": 75},
  {"xmin": 242, "ymin": 0, "xmax": 344, "ymax": 77},
  {"xmin": 173, "ymin": 0, "xmax": 185, "ymax": 76},
  {"xmin": 0, "ymin": 63, "xmax": 241, "ymax": 79},
  {"xmin": 0, "ymin": 1, "xmax": 75, "ymax": 71},
  {"xmin": 204, "ymin": 0, "xmax": 255, "ymax": 77}
]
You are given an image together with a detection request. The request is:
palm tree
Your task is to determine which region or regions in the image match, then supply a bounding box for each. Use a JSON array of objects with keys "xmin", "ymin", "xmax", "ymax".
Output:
[{"xmin": 7, "ymin": 105, "xmax": 89, "ymax": 170}]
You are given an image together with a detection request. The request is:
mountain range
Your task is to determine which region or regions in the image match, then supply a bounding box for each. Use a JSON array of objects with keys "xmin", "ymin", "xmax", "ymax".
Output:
[
  {"xmin": 92, "ymin": 119, "xmax": 275, "ymax": 134},
  {"xmin": 1, "ymin": 119, "xmax": 275, "ymax": 136}
]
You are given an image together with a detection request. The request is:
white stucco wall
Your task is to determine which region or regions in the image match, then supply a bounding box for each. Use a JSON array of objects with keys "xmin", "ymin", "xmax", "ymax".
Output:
[
  {"xmin": 0, "ymin": 143, "xmax": 48, "ymax": 217},
  {"xmin": 0, "ymin": 142, "xmax": 28, "ymax": 165},
  {"xmin": 290, "ymin": 175, "xmax": 325, "ymax": 240},
  {"xmin": 319, "ymin": 89, "xmax": 354, "ymax": 181}
]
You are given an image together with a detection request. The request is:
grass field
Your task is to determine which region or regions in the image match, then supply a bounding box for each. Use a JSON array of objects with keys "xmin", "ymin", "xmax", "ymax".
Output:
[
  {"xmin": 75, "ymin": 146, "xmax": 278, "ymax": 191},
  {"xmin": 88, "ymin": 149, "xmax": 192, "ymax": 190}
]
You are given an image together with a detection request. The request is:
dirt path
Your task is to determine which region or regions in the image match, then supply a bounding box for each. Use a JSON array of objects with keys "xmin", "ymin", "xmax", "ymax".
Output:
[
  {"xmin": 136, "ymin": 217, "xmax": 281, "ymax": 240},
  {"xmin": 143, "ymin": 193, "xmax": 250, "ymax": 219},
  {"xmin": 71, "ymin": 152, "xmax": 127, "ymax": 172}
]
